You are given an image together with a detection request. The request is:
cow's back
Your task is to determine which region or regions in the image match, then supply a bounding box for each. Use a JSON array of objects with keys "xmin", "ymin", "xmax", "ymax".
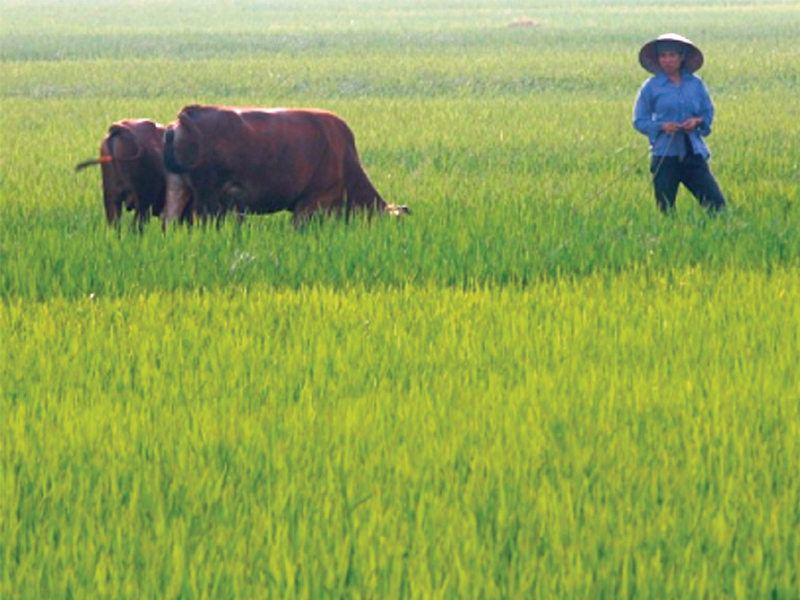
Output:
[
  {"xmin": 170, "ymin": 104, "xmax": 390, "ymax": 221},
  {"xmin": 202, "ymin": 107, "xmax": 352, "ymax": 211},
  {"xmin": 236, "ymin": 108, "xmax": 383, "ymax": 215}
]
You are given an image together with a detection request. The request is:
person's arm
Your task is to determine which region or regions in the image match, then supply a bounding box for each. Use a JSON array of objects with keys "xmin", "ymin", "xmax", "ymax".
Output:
[
  {"xmin": 694, "ymin": 78, "xmax": 714, "ymax": 137},
  {"xmin": 633, "ymin": 81, "xmax": 661, "ymax": 139},
  {"xmin": 679, "ymin": 77, "xmax": 713, "ymax": 135}
]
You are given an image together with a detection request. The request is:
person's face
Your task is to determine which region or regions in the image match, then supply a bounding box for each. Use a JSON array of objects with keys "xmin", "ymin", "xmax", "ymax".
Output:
[{"xmin": 658, "ymin": 50, "xmax": 683, "ymax": 75}]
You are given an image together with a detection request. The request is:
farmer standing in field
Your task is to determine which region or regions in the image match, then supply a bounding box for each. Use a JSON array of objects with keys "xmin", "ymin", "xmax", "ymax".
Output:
[{"xmin": 633, "ymin": 33, "xmax": 727, "ymax": 214}]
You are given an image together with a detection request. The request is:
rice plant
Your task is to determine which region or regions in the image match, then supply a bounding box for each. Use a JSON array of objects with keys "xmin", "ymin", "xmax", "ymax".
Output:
[{"xmin": 2, "ymin": 0, "xmax": 799, "ymax": 597}]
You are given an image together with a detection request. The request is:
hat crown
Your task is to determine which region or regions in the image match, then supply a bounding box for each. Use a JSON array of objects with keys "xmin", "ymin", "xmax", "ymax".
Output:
[{"xmin": 656, "ymin": 32, "xmax": 695, "ymax": 46}]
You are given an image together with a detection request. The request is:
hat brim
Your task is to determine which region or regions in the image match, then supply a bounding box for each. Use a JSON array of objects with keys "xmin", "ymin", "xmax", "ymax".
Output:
[{"xmin": 639, "ymin": 33, "xmax": 704, "ymax": 73}]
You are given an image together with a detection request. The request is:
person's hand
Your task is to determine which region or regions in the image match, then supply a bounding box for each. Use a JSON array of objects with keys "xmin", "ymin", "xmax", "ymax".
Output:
[
  {"xmin": 679, "ymin": 117, "xmax": 703, "ymax": 131},
  {"xmin": 661, "ymin": 122, "xmax": 681, "ymax": 134}
]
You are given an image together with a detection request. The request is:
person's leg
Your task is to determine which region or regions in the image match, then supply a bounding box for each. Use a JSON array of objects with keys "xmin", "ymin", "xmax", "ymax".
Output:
[
  {"xmin": 681, "ymin": 155, "xmax": 726, "ymax": 212},
  {"xmin": 651, "ymin": 156, "xmax": 680, "ymax": 214}
]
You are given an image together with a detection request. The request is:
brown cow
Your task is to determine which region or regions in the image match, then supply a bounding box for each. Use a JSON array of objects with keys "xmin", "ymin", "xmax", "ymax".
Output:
[
  {"xmin": 163, "ymin": 104, "xmax": 408, "ymax": 226},
  {"xmin": 75, "ymin": 119, "xmax": 192, "ymax": 228}
]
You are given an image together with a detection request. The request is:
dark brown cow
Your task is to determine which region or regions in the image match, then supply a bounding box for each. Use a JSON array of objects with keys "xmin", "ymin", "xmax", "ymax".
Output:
[
  {"xmin": 75, "ymin": 119, "xmax": 192, "ymax": 228},
  {"xmin": 163, "ymin": 104, "xmax": 408, "ymax": 225}
]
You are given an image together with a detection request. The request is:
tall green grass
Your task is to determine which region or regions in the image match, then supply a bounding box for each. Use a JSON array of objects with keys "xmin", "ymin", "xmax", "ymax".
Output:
[
  {"xmin": 2, "ymin": 0, "xmax": 799, "ymax": 598},
  {"xmin": 1, "ymin": 90, "xmax": 798, "ymax": 301},
  {"xmin": 3, "ymin": 275, "xmax": 799, "ymax": 598}
]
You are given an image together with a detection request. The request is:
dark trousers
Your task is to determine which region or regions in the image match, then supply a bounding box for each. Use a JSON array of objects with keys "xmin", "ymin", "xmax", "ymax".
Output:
[{"xmin": 650, "ymin": 154, "xmax": 726, "ymax": 214}]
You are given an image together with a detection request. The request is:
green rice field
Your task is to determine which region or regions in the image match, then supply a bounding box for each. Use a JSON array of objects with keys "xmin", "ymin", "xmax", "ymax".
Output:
[{"xmin": 2, "ymin": 0, "xmax": 799, "ymax": 598}]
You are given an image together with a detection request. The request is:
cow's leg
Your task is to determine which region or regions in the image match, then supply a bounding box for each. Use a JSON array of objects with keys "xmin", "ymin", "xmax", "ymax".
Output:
[
  {"xmin": 162, "ymin": 174, "xmax": 194, "ymax": 229},
  {"xmin": 132, "ymin": 208, "xmax": 148, "ymax": 233},
  {"xmin": 291, "ymin": 184, "xmax": 346, "ymax": 227},
  {"xmin": 118, "ymin": 190, "xmax": 148, "ymax": 233},
  {"xmin": 104, "ymin": 194, "xmax": 123, "ymax": 226},
  {"xmin": 219, "ymin": 181, "xmax": 249, "ymax": 226},
  {"xmin": 189, "ymin": 186, "xmax": 219, "ymax": 226},
  {"xmin": 102, "ymin": 177, "xmax": 125, "ymax": 226}
]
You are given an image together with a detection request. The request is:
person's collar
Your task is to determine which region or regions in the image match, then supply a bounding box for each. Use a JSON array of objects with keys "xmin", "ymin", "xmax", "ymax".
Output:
[{"xmin": 654, "ymin": 67, "xmax": 694, "ymax": 82}]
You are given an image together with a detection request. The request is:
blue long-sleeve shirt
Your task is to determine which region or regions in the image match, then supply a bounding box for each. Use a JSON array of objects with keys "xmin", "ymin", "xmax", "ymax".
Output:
[{"xmin": 633, "ymin": 68, "xmax": 715, "ymax": 159}]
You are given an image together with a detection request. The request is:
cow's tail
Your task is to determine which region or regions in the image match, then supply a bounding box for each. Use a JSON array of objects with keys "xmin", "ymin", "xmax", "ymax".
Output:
[{"xmin": 74, "ymin": 155, "xmax": 114, "ymax": 172}]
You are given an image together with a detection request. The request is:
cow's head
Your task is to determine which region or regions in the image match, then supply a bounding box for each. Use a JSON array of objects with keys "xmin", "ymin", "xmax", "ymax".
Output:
[{"xmin": 385, "ymin": 203, "xmax": 411, "ymax": 217}]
